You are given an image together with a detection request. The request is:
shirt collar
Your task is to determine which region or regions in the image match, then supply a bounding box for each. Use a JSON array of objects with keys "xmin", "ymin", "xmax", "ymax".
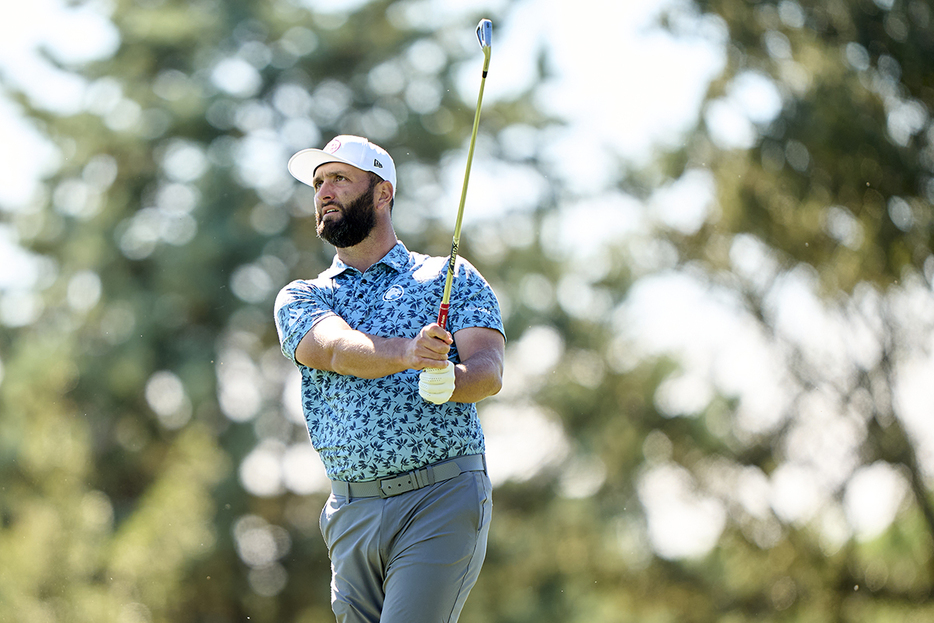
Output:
[{"xmin": 320, "ymin": 241, "xmax": 411, "ymax": 279}]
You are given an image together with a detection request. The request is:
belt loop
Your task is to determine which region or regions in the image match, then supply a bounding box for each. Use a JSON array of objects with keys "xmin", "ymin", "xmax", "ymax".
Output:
[{"xmin": 425, "ymin": 463, "xmax": 435, "ymax": 487}]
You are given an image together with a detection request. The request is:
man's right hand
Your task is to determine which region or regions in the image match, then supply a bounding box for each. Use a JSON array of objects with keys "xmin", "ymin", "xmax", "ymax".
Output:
[{"xmin": 404, "ymin": 323, "xmax": 453, "ymax": 370}]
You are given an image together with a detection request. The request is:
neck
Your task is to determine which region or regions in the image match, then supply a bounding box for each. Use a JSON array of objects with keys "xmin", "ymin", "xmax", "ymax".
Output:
[{"xmin": 335, "ymin": 226, "xmax": 398, "ymax": 273}]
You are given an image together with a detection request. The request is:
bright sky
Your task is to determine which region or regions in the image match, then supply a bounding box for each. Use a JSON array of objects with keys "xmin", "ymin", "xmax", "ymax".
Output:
[{"xmin": 0, "ymin": 0, "xmax": 920, "ymax": 561}]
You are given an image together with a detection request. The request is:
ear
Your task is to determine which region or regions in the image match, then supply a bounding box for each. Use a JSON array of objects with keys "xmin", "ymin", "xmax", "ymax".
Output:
[{"xmin": 375, "ymin": 180, "xmax": 394, "ymax": 210}]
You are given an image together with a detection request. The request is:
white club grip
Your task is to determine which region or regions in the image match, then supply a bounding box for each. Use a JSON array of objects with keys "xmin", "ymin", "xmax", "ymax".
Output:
[{"xmin": 419, "ymin": 361, "xmax": 455, "ymax": 404}]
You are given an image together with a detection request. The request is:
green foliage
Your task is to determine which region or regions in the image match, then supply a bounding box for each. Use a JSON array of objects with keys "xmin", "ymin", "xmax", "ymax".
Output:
[
  {"xmin": 4, "ymin": 0, "xmax": 934, "ymax": 621},
  {"xmin": 639, "ymin": 0, "xmax": 934, "ymax": 620},
  {"xmin": 1, "ymin": 0, "xmax": 558, "ymax": 620}
]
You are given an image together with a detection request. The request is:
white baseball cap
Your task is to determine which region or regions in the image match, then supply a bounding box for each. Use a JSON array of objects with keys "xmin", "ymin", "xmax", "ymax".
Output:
[{"xmin": 288, "ymin": 135, "xmax": 396, "ymax": 197}]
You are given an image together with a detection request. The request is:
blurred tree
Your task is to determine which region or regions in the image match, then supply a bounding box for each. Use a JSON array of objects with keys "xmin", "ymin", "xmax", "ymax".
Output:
[
  {"xmin": 11, "ymin": 0, "xmax": 934, "ymax": 621},
  {"xmin": 572, "ymin": 0, "xmax": 934, "ymax": 620},
  {"xmin": 0, "ymin": 0, "xmax": 555, "ymax": 621},
  {"xmin": 459, "ymin": 0, "xmax": 934, "ymax": 621}
]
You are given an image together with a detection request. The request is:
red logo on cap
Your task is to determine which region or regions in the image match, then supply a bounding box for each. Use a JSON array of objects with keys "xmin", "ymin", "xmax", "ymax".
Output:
[{"xmin": 325, "ymin": 139, "xmax": 342, "ymax": 153}]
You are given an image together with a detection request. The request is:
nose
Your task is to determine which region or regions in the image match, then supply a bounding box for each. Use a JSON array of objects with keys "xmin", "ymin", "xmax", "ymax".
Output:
[{"xmin": 315, "ymin": 180, "xmax": 334, "ymax": 204}]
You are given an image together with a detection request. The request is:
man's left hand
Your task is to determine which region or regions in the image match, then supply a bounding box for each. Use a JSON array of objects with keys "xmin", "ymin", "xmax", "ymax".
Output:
[{"xmin": 419, "ymin": 361, "xmax": 455, "ymax": 404}]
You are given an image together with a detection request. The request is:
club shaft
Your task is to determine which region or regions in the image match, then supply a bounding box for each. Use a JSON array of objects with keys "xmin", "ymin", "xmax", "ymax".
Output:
[{"xmin": 436, "ymin": 42, "xmax": 490, "ymax": 330}]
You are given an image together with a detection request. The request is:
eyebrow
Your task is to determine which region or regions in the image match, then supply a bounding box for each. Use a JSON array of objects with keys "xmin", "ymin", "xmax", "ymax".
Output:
[{"xmin": 312, "ymin": 165, "xmax": 356, "ymax": 187}]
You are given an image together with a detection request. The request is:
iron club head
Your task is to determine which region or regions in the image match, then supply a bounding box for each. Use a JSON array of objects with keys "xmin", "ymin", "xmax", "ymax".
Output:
[{"xmin": 476, "ymin": 19, "xmax": 492, "ymax": 49}]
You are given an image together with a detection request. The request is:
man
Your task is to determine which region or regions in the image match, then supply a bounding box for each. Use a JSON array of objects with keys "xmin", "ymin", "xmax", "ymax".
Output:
[{"xmin": 274, "ymin": 135, "xmax": 505, "ymax": 623}]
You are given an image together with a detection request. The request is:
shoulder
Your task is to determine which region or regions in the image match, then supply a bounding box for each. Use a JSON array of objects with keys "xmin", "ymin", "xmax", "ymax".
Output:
[
  {"xmin": 454, "ymin": 255, "xmax": 483, "ymax": 275},
  {"xmin": 275, "ymin": 278, "xmax": 331, "ymax": 308},
  {"xmin": 407, "ymin": 250, "xmax": 485, "ymax": 276},
  {"xmin": 277, "ymin": 278, "xmax": 318, "ymax": 296},
  {"xmin": 452, "ymin": 256, "xmax": 493, "ymax": 289},
  {"xmin": 388, "ymin": 244, "xmax": 491, "ymax": 287},
  {"xmin": 403, "ymin": 250, "xmax": 447, "ymax": 283}
]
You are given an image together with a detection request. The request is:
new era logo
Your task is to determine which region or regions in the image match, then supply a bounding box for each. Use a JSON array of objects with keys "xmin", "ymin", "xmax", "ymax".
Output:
[{"xmin": 373, "ymin": 159, "xmax": 383, "ymax": 169}]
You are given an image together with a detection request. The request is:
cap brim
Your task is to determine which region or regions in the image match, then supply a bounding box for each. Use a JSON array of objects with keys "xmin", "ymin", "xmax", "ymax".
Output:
[{"xmin": 287, "ymin": 148, "xmax": 354, "ymax": 188}]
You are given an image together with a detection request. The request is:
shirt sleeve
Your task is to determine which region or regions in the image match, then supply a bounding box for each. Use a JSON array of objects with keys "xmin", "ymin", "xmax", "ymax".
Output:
[
  {"xmin": 447, "ymin": 259, "xmax": 505, "ymax": 340},
  {"xmin": 274, "ymin": 279, "xmax": 337, "ymax": 364}
]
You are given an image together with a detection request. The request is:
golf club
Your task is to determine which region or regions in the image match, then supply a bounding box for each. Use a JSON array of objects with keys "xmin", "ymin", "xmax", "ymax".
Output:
[{"xmin": 435, "ymin": 18, "xmax": 492, "ymax": 332}]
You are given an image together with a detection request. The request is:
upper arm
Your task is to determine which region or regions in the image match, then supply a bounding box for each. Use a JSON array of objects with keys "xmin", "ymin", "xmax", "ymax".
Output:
[
  {"xmin": 454, "ymin": 326, "xmax": 505, "ymax": 367},
  {"xmin": 294, "ymin": 314, "xmax": 354, "ymax": 371},
  {"xmin": 275, "ymin": 279, "xmax": 339, "ymax": 366}
]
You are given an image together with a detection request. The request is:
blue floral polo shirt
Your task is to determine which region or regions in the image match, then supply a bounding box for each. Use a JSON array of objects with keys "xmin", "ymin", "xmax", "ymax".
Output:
[{"xmin": 274, "ymin": 241, "xmax": 504, "ymax": 482}]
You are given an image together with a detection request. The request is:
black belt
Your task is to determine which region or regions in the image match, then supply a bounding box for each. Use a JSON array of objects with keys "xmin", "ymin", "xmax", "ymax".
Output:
[{"xmin": 331, "ymin": 454, "xmax": 486, "ymax": 499}]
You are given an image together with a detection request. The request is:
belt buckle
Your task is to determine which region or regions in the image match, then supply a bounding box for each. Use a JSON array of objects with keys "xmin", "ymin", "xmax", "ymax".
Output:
[{"xmin": 378, "ymin": 471, "xmax": 417, "ymax": 498}]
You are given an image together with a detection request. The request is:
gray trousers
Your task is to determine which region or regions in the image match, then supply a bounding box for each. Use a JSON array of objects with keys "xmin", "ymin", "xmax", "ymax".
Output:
[{"xmin": 319, "ymin": 470, "xmax": 493, "ymax": 623}]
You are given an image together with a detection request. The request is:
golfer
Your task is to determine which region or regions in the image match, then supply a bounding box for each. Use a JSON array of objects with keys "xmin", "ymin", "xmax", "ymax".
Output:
[{"xmin": 274, "ymin": 135, "xmax": 505, "ymax": 623}]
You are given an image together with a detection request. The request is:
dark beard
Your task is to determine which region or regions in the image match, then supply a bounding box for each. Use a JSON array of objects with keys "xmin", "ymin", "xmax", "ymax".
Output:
[{"xmin": 316, "ymin": 182, "xmax": 377, "ymax": 248}]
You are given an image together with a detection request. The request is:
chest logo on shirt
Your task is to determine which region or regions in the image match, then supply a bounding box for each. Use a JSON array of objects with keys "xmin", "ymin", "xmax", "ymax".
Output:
[{"xmin": 382, "ymin": 285, "xmax": 405, "ymax": 301}]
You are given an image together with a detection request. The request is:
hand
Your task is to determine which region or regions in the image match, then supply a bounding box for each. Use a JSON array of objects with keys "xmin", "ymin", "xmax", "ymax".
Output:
[
  {"xmin": 404, "ymin": 323, "xmax": 452, "ymax": 370},
  {"xmin": 419, "ymin": 361, "xmax": 455, "ymax": 404}
]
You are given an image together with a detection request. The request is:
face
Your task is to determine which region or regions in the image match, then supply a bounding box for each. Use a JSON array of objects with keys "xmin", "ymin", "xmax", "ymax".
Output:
[{"xmin": 312, "ymin": 164, "xmax": 380, "ymax": 248}]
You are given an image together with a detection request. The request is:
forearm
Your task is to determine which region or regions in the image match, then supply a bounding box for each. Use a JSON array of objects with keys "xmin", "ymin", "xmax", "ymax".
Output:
[
  {"xmin": 295, "ymin": 316, "xmax": 451, "ymax": 378},
  {"xmin": 326, "ymin": 332, "xmax": 411, "ymax": 379},
  {"xmin": 450, "ymin": 351, "xmax": 503, "ymax": 404}
]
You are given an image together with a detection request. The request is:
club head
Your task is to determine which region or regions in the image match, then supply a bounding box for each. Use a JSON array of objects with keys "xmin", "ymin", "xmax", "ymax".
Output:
[{"xmin": 476, "ymin": 19, "xmax": 492, "ymax": 49}]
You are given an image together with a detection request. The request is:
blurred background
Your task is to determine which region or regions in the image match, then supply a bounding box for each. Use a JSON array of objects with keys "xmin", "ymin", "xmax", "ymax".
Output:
[{"xmin": 2, "ymin": 0, "xmax": 934, "ymax": 621}]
